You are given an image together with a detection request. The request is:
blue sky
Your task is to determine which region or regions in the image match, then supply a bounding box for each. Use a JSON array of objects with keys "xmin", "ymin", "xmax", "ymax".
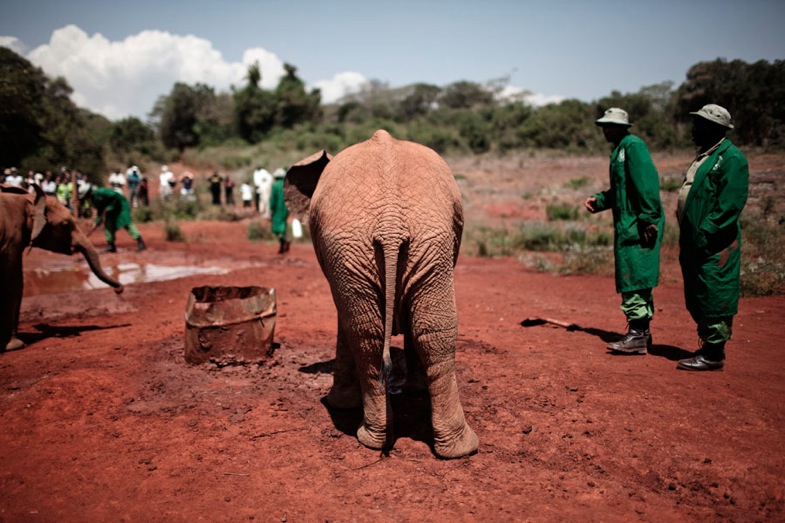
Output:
[{"xmin": 1, "ymin": 0, "xmax": 783, "ymax": 120}]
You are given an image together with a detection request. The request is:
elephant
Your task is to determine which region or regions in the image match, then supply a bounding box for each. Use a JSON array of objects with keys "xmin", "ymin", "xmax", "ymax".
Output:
[
  {"xmin": 284, "ymin": 130, "xmax": 478, "ymax": 459},
  {"xmin": 0, "ymin": 184, "xmax": 124, "ymax": 352}
]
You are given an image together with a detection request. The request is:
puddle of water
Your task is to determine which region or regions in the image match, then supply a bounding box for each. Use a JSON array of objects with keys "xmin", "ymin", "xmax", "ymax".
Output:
[{"xmin": 23, "ymin": 263, "xmax": 230, "ymax": 297}]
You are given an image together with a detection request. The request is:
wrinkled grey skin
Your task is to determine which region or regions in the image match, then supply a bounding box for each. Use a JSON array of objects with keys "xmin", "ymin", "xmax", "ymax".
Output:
[
  {"xmin": 0, "ymin": 185, "xmax": 124, "ymax": 352},
  {"xmin": 285, "ymin": 130, "xmax": 478, "ymax": 459}
]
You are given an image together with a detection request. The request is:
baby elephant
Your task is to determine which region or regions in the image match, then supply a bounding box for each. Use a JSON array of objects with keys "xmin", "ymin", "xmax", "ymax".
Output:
[{"xmin": 285, "ymin": 130, "xmax": 478, "ymax": 459}]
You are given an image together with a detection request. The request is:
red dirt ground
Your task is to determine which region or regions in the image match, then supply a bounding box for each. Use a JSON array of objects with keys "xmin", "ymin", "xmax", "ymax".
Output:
[{"xmin": 2, "ymin": 153, "xmax": 784, "ymax": 522}]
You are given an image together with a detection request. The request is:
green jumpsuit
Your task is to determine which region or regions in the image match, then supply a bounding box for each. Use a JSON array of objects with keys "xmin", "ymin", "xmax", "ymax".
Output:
[
  {"xmin": 269, "ymin": 176, "xmax": 288, "ymax": 239},
  {"xmin": 91, "ymin": 187, "xmax": 141, "ymax": 243},
  {"xmin": 593, "ymin": 134, "xmax": 665, "ymax": 321},
  {"xmin": 678, "ymin": 139, "xmax": 748, "ymax": 343}
]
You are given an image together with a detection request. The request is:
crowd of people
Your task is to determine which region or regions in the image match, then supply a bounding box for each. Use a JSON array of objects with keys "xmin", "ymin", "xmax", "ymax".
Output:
[{"xmin": 1, "ymin": 166, "xmax": 90, "ymax": 208}]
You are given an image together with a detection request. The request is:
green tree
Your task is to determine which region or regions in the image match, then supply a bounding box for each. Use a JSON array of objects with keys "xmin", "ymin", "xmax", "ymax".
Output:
[
  {"xmin": 0, "ymin": 47, "xmax": 47, "ymax": 166},
  {"xmin": 233, "ymin": 61, "xmax": 277, "ymax": 143},
  {"xmin": 458, "ymin": 111, "xmax": 491, "ymax": 153},
  {"xmin": 489, "ymin": 101, "xmax": 533, "ymax": 152},
  {"xmin": 519, "ymin": 99, "xmax": 602, "ymax": 150},
  {"xmin": 195, "ymin": 91, "xmax": 236, "ymax": 146},
  {"xmin": 275, "ymin": 63, "xmax": 322, "ymax": 128},
  {"xmin": 0, "ymin": 47, "xmax": 109, "ymax": 175},
  {"xmin": 110, "ymin": 117, "xmax": 156, "ymax": 152},
  {"xmin": 439, "ymin": 81, "xmax": 494, "ymax": 110},
  {"xmin": 152, "ymin": 82, "xmax": 215, "ymax": 152},
  {"xmin": 396, "ymin": 83, "xmax": 441, "ymax": 121}
]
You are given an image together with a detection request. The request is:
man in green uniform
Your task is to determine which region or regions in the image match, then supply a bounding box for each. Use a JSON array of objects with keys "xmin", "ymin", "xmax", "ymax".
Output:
[
  {"xmin": 585, "ymin": 108, "xmax": 665, "ymax": 354},
  {"xmin": 676, "ymin": 104, "xmax": 748, "ymax": 371},
  {"xmin": 80, "ymin": 183, "xmax": 147, "ymax": 253},
  {"xmin": 269, "ymin": 168, "xmax": 290, "ymax": 254}
]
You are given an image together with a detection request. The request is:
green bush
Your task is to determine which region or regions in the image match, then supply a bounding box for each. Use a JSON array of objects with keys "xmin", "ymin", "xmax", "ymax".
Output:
[
  {"xmin": 566, "ymin": 176, "xmax": 590, "ymax": 189},
  {"xmin": 172, "ymin": 198, "xmax": 201, "ymax": 220},
  {"xmin": 247, "ymin": 220, "xmax": 275, "ymax": 241},
  {"xmin": 164, "ymin": 220, "xmax": 185, "ymax": 242},
  {"xmin": 740, "ymin": 217, "xmax": 785, "ymax": 297},
  {"xmin": 134, "ymin": 207, "xmax": 155, "ymax": 223},
  {"xmin": 546, "ymin": 203, "xmax": 580, "ymax": 221}
]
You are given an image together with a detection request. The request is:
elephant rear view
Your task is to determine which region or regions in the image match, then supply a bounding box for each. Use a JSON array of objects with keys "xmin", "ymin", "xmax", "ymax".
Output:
[{"xmin": 285, "ymin": 130, "xmax": 478, "ymax": 459}]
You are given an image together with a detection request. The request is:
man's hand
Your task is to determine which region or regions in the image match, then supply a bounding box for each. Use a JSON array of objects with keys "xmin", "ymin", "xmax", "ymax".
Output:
[
  {"xmin": 584, "ymin": 197, "xmax": 599, "ymax": 213},
  {"xmin": 642, "ymin": 223, "xmax": 658, "ymax": 247}
]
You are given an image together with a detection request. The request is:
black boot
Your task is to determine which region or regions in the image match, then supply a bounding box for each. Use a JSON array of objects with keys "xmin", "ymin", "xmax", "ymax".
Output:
[
  {"xmin": 103, "ymin": 242, "xmax": 117, "ymax": 253},
  {"xmin": 136, "ymin": 237, "xmax": 147, "ymax": 252},
  {"xmin": 677, "ymin": 342, "xmax": 725, "ymax": 371},
  {"xmin": 607, "ymin": 319, "xmax": 651, "ymax": 354}
]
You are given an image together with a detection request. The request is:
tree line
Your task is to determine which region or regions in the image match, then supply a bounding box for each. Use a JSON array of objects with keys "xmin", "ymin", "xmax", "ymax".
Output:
[{"xmin": 1, "ymin": 45, "xmax": 783, "ymax": 179}]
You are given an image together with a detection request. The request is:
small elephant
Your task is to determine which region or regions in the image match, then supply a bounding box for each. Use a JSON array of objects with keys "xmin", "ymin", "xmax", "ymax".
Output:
[
  {"xmin": 0, "ymin": 184, "xmax": 124, "ymax": 352},
  {"xmin": 285, "ymin": 130, "xmax": 478, "ymax": 459}
]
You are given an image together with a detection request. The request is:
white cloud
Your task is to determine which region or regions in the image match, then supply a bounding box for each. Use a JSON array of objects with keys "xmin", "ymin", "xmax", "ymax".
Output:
[
  {"xmin": 12, "ymin": 25, "xmax": 363, "ymax": 120},
  {"xmin": 497, "ymin": 85, "xmax": 565, "ymax": 107},
  {"xmin": 313, "ymin": 72, "xmax": 369, "ymax": 104},
  {"xmin": 19, "ymin": 25, "xmax": 289, "ymax": 120},
  {"xmin": 0, "ymin": 35, "xmax": 26, "ymax": 55}
]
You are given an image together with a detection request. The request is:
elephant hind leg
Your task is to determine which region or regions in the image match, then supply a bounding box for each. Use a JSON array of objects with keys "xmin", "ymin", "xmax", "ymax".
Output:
[
  {"xmin": 356, "ymin": 365, "xmax": 390, "ymax": 451},
  {"xmin": 424, "ymin": 355, "xmax": 478, "ymax": 459},
  {"xmin": 325, "ymin": 321, "xmax": 362, "ymax": 409},
  {"xmin": 410, "ymin": 291, "xmax": 478, "ymax": 459},
  {"xmin": 351, "ymin": 333, "xmax": 390, "ymax": 451}
]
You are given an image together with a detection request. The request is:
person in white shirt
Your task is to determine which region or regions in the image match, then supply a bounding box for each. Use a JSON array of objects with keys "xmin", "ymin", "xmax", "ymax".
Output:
[
  {"xmin": 108, "ymin": 168, "xmax": 127, "ymax": 195},
  {"xmin": 240, "ymin": 182, "xmax": 254, "ymax": 208},
  {"xmin": 159, "ymin": 165, "xmax": 175, "ymax": 200},
  {"xmin": 254, "ymin": 167, "xmax": 273, "ymax": 218},
  {"xmin": 4, "ymin": 167, "xmax": 23, "ymax": 187}
]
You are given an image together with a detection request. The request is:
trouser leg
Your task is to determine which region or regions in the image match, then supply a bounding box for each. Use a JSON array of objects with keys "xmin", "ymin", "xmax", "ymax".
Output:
[
  {"xmin": 608, "ymin": 289, "xmax": 653, "ymax": 354},
  {"xmin": 620, "ymin": 289, "xmax": 653, "ymax": 323},
  {"xmin": 677, "ymin": 316, "xmax": 730, "ymax": 371}
]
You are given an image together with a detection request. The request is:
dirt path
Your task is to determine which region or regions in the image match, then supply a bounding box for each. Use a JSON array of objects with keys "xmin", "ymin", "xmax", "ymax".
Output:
[{"xmin": 1, "ymin": 216, "xmax": 783, "ymax": 522}]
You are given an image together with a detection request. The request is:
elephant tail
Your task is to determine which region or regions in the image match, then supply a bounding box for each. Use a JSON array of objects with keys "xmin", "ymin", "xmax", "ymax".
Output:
[
  {"xmin": 377, "ymin": 237, "xmax": 402, "ymax": 391},
  {"xmin": 376, "ymin": 234, "xmax": 405, "ymax": 452}
]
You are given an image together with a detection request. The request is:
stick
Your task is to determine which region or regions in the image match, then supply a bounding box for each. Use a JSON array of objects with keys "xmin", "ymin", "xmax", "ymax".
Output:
[{"xmin": 521, "ymin": 317, "xmax": 579, "ymax": 330}]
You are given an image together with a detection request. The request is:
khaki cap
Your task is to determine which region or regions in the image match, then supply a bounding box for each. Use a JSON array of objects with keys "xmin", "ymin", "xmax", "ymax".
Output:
[
  {"xmin": 595, "ymin": 107, "xmax": 633, "ymax": 127},
  {"xmin": 690, "ymin": 104, "xmax": 734, "ymax": 129}
]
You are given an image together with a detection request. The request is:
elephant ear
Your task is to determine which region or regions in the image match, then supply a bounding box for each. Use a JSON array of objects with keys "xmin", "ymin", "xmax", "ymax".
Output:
[
  {"xmin": 30, "ymin": 184, "xmax": 48, "ymax": 244},
  {"xmin": 284, "ymin": 150, "xmax": 331, "ymax": 221}
]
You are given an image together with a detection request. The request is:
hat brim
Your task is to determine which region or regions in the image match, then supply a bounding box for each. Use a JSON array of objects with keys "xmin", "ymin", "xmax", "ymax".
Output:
[{"xmin": 595, "ymin": 119, "xmax": 633, "ymax": 127}]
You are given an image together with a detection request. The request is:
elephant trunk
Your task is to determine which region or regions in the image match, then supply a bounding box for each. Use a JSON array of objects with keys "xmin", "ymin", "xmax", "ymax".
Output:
[{"xmin": 73, "ymin": 231, "xmax": 125, "ymax": 294}]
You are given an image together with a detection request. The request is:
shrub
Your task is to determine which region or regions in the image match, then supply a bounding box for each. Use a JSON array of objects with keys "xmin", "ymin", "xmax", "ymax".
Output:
[
  {"xmin": 740, "ymin": 216, "xmax": 785, "ymax": 297},
  {"xmin": 566, "ymin": 176, "xmax": 590, "ymax": 189},
  {"xmin": 546, "ymin": 203, "xmax": 579, "ymax": 221},
  {"xmin": 134, "ymin": 207, "xmax": 155, "ymax": 223},
  {"xmin": 247, "ymin": 220, "xmax": 275, "ymax": 241},
  {"xmin": 164, "ymin": 220, "xmax": 185, "ymax": 242}
]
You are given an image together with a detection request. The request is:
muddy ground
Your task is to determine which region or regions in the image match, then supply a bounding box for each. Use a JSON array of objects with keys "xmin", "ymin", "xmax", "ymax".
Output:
[{"xmin": 1, "ymin": 152, "xmax": 784, "ymax": 522}]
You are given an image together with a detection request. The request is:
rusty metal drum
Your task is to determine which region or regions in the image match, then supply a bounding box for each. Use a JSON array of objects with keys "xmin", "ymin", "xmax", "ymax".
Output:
[{"xmin": 184, "ymin": 286, "xmax": 276, "ymax": 365}]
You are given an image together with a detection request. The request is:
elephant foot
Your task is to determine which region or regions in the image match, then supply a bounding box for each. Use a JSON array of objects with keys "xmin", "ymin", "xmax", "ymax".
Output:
[
  {"xmin": 325, "ymin": 385, "xmax": 362, "ymax": 410},
  {"xmin": 434, "ymin": 424, "xmax": 479, "ymax": 459},
  {"xmin": 4, "ymin": 337, "xmax": 25, "ymax": 352},
  {"xmin": 357, "ymin": 423, "xmax": 386, "ymax": 450}
]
